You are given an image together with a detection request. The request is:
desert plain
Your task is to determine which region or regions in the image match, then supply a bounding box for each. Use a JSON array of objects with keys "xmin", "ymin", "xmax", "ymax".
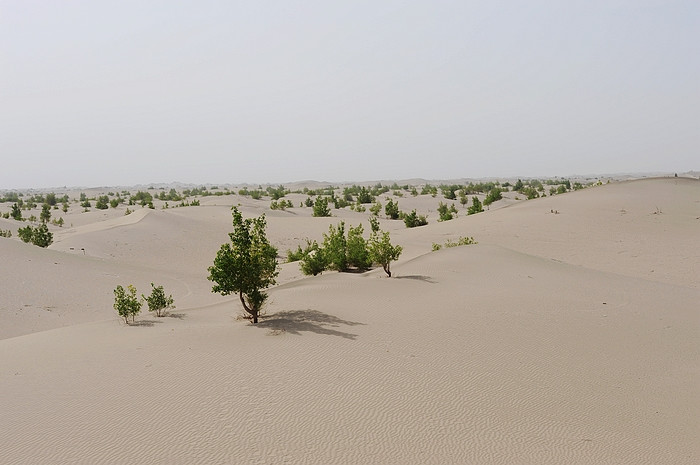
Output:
[{"xmin": 0, "ymin": 176, "xmax": 698, "ymax": 464}]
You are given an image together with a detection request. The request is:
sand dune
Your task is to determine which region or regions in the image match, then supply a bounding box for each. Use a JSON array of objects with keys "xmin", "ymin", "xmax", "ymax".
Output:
[{"xmin": 0, "ymin": 177, "xmax": 698, "ymax": 464}]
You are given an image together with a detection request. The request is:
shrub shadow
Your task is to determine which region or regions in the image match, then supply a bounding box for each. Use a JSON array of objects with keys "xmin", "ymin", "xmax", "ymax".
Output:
[
  {"xmin": 129, "ymin": 320, "xmax": 160, "ymax": 327},
  {"xmin": 257, "ymin": 309, "xmax": 364, "ymax": 340},
  {"xmin": 165, "ymin": 312, "xmax": 186, "ymax": 319},
  {"xmin": 394, "ymin": 275, "xmax": 436, "ymax": 284}
]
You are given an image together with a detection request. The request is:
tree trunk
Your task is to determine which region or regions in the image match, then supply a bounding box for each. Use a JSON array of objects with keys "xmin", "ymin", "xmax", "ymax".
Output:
[
  {"xmin": 383, "ymin": 263, "xmax": 391, "ymax": 277},
  {"xmin": 239, "ymin": 292, "xmax": 258, "ymax": 324}
]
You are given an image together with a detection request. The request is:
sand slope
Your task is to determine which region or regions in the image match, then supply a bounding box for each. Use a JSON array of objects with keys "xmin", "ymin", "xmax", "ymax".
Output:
[{"xmin": 0, "ymin": 177, "xmax": 698, "ymax": 464}]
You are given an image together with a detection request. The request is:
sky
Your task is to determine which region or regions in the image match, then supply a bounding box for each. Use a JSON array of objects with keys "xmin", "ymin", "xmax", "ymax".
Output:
[{"xmin": 1, "ymin": 0, "xmax": 698, "ymax": 189}]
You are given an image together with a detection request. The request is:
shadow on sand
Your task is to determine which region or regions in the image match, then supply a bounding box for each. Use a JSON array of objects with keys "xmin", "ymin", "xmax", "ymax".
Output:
[
  {"xmin": 129, "ymin": 319, "xmax": 161, "ymax": 327},
  {"xmin": 393, "ymin": 275, "xmax": 436, "ymax": 284},
  {"xmin": 257, "ymin": 309, "xmax": 364, "ymax": 340},
  {"xmin": 165, "ymin": 312, "xmax": 186, "ymax": 320}
]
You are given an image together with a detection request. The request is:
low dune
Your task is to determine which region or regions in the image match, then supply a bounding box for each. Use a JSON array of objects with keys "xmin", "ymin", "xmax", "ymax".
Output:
[{"xmin": 0, "ymin": 177, "xmax": 698, "ymax": 464}]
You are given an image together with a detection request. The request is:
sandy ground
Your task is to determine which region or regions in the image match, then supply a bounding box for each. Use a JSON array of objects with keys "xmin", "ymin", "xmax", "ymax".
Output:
[{"xmin": 0, "ymin": 177, "xmax": 698, "ymax": 464}]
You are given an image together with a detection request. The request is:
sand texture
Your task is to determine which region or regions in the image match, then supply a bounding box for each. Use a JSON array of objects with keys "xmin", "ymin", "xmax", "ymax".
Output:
[{"xmin": 1, "ymin": 177, "xmax": 698, "ymax": 464}]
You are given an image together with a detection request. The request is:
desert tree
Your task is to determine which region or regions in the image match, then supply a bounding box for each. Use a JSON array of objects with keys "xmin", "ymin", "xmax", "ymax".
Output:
[
  {"xmin": 346, "ymin": 223, "xmax": 372, "ymax": 270},
  {"xmin": 17, "ymin": 224, "xmax": 53, "ymax": 247},
  {"xmin": 322, "ymin": 221, "xmax": 348, "ymax": 271},
  {"xmin": 40, "ymin": 204, "xmax": 51, "ymax": 223},
  {"xmin": 385, "ymin": 198, "xmax": 400, "ymax": 220},
  {"xmin": 114, "ymin": 284, "xmax": 142, "ymax": 324},
  {"xmin": 208, "ymin": 207, "xmax": 279, "ymax": 323},
  {"xmin": 11, "ymin": 203, "xmax": 22, "ymax": 221},
  {"xmin": 142, "ymin": 283, "xmax": 175, "ymax": 317},
  {"xmin": 299, "ymin": 240, "xmax": 327, "ymax": 276},
  {"xmin": 312, "ymin": 196, "xmax": 331, "ymax": 217},
  {"xmin": 369, "ymin": 231, "xmax": 402, "ymax": 277},
  {"xmin": 467, "ymin": 196, "xmax": 484, "ymax": 215},
  {"xmin": 403, "ymin": 209, "xmax": 428, "ymax": 228}
]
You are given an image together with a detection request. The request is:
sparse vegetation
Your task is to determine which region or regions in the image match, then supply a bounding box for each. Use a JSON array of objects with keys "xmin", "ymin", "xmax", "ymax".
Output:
[{"xmin": 432, "ymin": 236, "xmax": 477, "ymax": 251}]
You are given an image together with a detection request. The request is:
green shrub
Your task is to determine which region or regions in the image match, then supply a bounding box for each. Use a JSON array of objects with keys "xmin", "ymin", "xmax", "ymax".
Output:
[
  {"xmin": 346, "ymin": 224, "xmax": 372, "ymax": 270},
  {"xmin": 385, "ymin": 198, "xmax": 399, "ymax": 219},
  {"xmin": 114, "ymin": 284, "xmax": 142, "ymax": 324},
  {"xmin": 403, "ymin": 209, "xmax": 428, "ymax": 228},
  {"xmin": 40, "ymin": 204, "xmax": 51, "ymax": 223},
  {"xmin": 369, "ymin": 201, "xmax": 382, "ymax": 216},
  {"xmin": 299, "ymin": 240, "xmax": 327, "ymax": 276},
  {"xmin": 11, "ymin": 203, "xmax": 22, "ymax": 221},
  {"xmin": 95, "ymin": 195, "xmax": 109, "ymax": 210},
  {"xmin": 322, "ymin": 221, "xmax": 347, "ymax": 271},
  {"xmin": 368, "ymin": 231, "xmax": 402, "ymax": 277},
  {"xmin": 0, "ymin": 229, "xmax": 11, "ymax": 238},
  {"xmin": 142, "ymin": 283, "xmax": 175, "ymax": 317},
  {"xmin": 483, "ymin": 188, "xmax": 503, "ymax": 206},
  {"xmin": 437, "ymin": 202, "xmax": 457, "ymax": 222},
  {"xmin": 313, "ymin": 197, "xmax": 331, "ymax": 217},
  {"xmin": 17, "ymin": 224, "xmax": 53, "ymax": 247},
  {"xmin": 467, "ymin": 197, "xmax": 483, "ymax": 215},
  {"xmin": 433, "ymin": 236, "xmax": 477, "ymax": 251}
]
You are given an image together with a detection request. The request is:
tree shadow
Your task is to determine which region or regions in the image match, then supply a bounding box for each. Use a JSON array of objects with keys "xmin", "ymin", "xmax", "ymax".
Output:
[
  {"xmin": 393, "ymin": 275, "xmax": 436, "ymax": 284},
  {"xmin": 257, "ymin": 309, "xmax": 365, "ymax": 340},
  {"xmin": 165, "ymin": 312, "xmax": 186, "ymax": 319}
]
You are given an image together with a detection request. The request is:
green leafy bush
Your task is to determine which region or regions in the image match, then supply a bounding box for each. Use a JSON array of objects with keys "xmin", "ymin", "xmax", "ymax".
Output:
[
  {"xmin": 483, "ymin": 188, "xmax": 503, "ymax": 206},
  {"xmin": 403, "ymin": 209, "xmax": 428, "ymax": 228},
  {"xmin": 313, "ymin": 197, "xmax": 331, "ymax": 217},
  {"xmin": 299, "ymin": 240, "xmax": 327, "ymax": 276},
  {"xmin": 385, "ymin": 198, "xmax": 399, "ymax": 219},
  {"xmin": 368, "ymin": 231, "xmax": 402, "ymax": 277},
  {"xmin": 95, "ymin": 195, "xmax": 109, "ymax": 210},
  {"xmin": 467, "ymin": 197, "xmax": 484, "ymax": 215},
  {"xmin": 346, "ymin": 224, "xmax": 372, "ymax": 270},
  {"xmin": 437, "ymin": 202, "xmax": 457, "ymax": 222},
  {"xmin": 114, "ymin": 284, "xmax": 142, "ymax": 324},
  {"xmin": 142, "ymin": 283, "xmax": 175, "ymax": 317},
  {"xmin": 17, "ymin": 224, "xmax": 53, "ymax": 247},
  {"xmin": 322, "ymin": 221, "xmax": 348, "ymax": 271}
]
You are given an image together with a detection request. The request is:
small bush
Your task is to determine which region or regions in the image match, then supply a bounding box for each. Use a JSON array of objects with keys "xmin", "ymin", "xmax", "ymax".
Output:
[
  {"xmin": 0, "ymin": 229, "xmax": 11, "ymax": 238},
  {"xmin": 369, "ymin": 231, "xmax": 402, "ymax": 277},
  {"xmin": 467, "ymin": 197, "xmax": 483, "ymax": 215},
  {"xmin": 114, "ymin": 284, "xmax": 142, "ymax": 324},
  {"xmin": 299, "ymin": 240, "xmax": 327, "ymax": 276},
  {"xmin": 142, "ymin": 283, "xmax": 175, "ymax": 317},
  {"xmin": 346, "ymin": 224, "xmax": 372, "ymax": 270},
  {"xmin": 433, "ymin": 236, "xmax": 477, "ymax": 251},
  {"xmin": 17, "ymin": 224, "xmax": 53, "ymax": 247},
  {"xmin": 385, "ymin": 198, "xmax": 399, "ymax": 219},
  {"xmin": 313, "ymin": 197, "xmax": 331, "ymax": 217},
  {"xmin": 95, "ymin": 196, "xmax": 109, "ymax": 210},
  {"xmin": 403, "ymin": 209, "xmax": 428, "ymax": 228}
]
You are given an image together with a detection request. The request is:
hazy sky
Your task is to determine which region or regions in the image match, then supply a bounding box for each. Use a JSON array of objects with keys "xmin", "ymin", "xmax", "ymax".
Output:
[{"xmin": 1, "ymin": 1, "xmax": 698, "ymax": 188}]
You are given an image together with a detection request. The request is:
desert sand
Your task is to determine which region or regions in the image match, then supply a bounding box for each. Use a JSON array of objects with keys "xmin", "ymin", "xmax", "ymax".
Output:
[{"xmin": 1, "ymin": 177, "xmax": 698, "ymax": 464}]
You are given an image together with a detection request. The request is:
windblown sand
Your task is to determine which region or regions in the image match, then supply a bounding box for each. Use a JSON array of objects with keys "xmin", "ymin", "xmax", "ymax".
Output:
[{"xmin": 1, "ymin": 178, "xmax": 698, "ymax": 464}]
